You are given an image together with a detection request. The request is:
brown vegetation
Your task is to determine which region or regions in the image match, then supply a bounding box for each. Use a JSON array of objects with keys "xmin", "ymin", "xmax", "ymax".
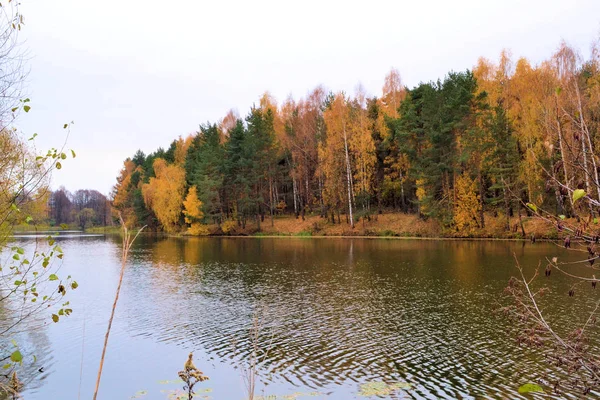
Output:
[{"xmin": 182, "ymin": 211, "xmax": 563, "ymax": 239}]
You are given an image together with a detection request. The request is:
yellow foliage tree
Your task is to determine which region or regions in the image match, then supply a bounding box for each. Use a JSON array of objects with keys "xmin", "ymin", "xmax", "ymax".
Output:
[
  {"xmin": 415, "ymin": 178, "xmax": 427, "ymax": 215},
  {"xmin": 350, "ymin": 87, "xmax": 377, "ymax": 207},
  {"xmin": 174, "ymin": 135, "xmax": 194, "ymax": 166},
  {"xmin": 142, "ymin": 158, "xmax": 186, "ymax": 233},
  {"xmin": 454, "ymin": 173, "xmax": 481, "ymax": 234},
  {"xmin": 381, "ymin": 68, "xmax": 406, "ymax": 119},
  {"xmin": 321, "ymin": 93, "xmax": 355, "ymax": 226},
  {"xmin": 182, "ymin": 186, "xmax": 208, "ymax": 235},
  {"xmin": 183, "ymin": 186, "xmax": 203, "ymax": 224}
]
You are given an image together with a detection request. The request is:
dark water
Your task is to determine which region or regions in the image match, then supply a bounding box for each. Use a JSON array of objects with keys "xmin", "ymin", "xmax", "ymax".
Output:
[{"xmin": 5, "ymin": 236, "xmax": 597, "ymax": 399}]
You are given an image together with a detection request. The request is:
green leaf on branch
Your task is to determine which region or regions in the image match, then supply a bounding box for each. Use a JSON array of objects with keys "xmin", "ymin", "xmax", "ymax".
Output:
[
  {"xmin": 71, "ymin": 150, "xmax": 76, "ymax": 158},
  {"xmin": 573, "ymin": 189, "xmax": 586, "ymax": 203},
  {"xmin": 48, "ymin": 274, "xmax": 58, "ymax": 281},
  {"xmin": 526, "ymin": 203, "xmax": 537, "ymax": 213},
  {"xmin": 56, "ymin": 161, "xmax": 61, "ymax": 170},
  {"xmin": 559, "ymin": 215, "xmax": 566, "ymax": 220},
  {"xmin": 10, "ymin": 350, "xmax": 22, "ymax": 363},
  {"xmin": 71, "ymin": 281, "xmax": 78, "ymax": 289},
  {"xmin": 51, "ymin": 314, "xmax": 59, "ymax": 323},
  {"xmin": 518, "ymin": 383, "xmax": 544, "ymax": 394},
  {"xmin": 23, "ymin": 105, "xmax": 30, "ymax": 112}
]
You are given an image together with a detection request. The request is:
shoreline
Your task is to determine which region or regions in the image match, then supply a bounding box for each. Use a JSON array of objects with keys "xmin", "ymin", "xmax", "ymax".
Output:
[
  {"xmin": 179, "ymin": 234, "xmax": 555, "ymax": 242},
  {"xmin": 9, "ymin": 213, "xmax": 560, "ymax": 242},
  {"xmin": 76, "ymin": 212, "xmax": 564, "ymax": 242}
]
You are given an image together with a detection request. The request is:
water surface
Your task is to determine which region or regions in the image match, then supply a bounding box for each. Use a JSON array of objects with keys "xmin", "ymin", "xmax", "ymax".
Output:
[{"xmin": 5, "ymin": 236, "xmax": 595, "ymax": 399}]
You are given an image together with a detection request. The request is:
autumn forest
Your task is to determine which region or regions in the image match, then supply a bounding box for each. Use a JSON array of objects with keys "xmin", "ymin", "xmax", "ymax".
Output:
[{"xmin": 111, "ymin": 41, "xmax": 600, "ymax": 237}]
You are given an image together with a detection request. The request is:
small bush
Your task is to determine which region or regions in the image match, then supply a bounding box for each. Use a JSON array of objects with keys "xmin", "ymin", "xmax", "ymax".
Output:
[
  {"xmin": 221, "ymin": 219, "xmax": 237, "ymax": 235},
  {"xmin": 188, "ymin": 223, "xmax": 210, "ymax": 236}
]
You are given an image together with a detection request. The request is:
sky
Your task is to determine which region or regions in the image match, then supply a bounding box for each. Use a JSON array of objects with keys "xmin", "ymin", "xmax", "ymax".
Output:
[{"xmin": 15, "ymin": 0, "xmax": 600, "ymax": 195}]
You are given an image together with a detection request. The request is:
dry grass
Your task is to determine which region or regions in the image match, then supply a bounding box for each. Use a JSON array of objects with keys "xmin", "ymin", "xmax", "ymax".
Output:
[{"xmin": 190, "ymin": 211, "xmax": 565, "ymax": 239}]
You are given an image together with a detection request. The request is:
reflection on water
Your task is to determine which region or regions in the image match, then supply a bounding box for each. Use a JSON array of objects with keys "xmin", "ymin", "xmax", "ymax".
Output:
[{"xmin": 6, "ymin": 236, "xmax": 597, "ymax": 399}]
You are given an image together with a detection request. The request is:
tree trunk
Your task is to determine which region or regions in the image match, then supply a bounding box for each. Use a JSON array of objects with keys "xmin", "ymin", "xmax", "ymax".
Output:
[
  {"xmin": 502, "ymin": 182, "xmax": 510, "ymax": 231},
  {"xmin": 550, "ymin": 160, "xmax": 565, "ymax": 215},
  {"xmin": 517, "ymin": 203, "xmax": 526, "ymax": 237},
  {"xmin": 292, "ymin": 175, "xmax": 298, "ymax": 216},
  {"xmin": 478, "ymin": 168, "xmax": 485, "ymax": 229},
  {"xmin": 400, "ymin": 171, "xmax": 406, "ymax": 213},
  {"xmin": 269, "ymin": 177, "xmax": 275, "ymax": 227},
  {"xmin": 555, "ymin": 94, "xmax": 574, "ymax": 212},
  {"xmin": 575, "ymin": 81, "xmax": 600, "ymax": 201},
  {"xmin": 343, "ymin": 126, "xmax": 354, "ymax": 228}
]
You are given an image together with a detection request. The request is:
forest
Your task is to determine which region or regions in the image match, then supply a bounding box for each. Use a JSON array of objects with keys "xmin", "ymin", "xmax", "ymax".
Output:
[
  {"xmin": 47, "ymin": 188, "xmax": 112, "ymax": 229},
  {"xmin": 111, "ymin": 41, "xmax": 600, "ymax": 237}
]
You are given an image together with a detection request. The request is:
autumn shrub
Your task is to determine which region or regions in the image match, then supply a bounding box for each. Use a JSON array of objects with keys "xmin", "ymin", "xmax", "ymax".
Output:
[
  {"xmin": 187, "ymin": 223, "xmax": 210, "ymax": 236},
  {"xmin": 221, "ymin": 219, "xmax": 237, "ymax": 235}
]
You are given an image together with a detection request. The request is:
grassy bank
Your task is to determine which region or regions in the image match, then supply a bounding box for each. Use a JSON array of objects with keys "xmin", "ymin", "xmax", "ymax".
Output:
[
  {"xmin": 182, "ymin": 212, "xmax": 561, "ymax": 240},
  {"xmin": 84, "ymin": 226, "xmax": 122, "ymax": 234},
  {"xmin": 11, "ymin": 223, "xmax": 77, "ymax": 232},
  {"xmin": 10, "ymin": 224, "xmax": 121, "ymax": 234},
  {"xmin": 12, "ymin": 213, "xmax": 561, "ymax": 240}
]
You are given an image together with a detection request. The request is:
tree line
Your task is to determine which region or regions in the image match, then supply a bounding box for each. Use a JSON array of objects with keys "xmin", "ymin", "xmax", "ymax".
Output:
[
  {"xmin": 112, "ymin": 40, "xmax": 600, "ymax": 235},
  {"xmin": 48, "ymin": 188, "xmax": 112, "ymax": 229}
]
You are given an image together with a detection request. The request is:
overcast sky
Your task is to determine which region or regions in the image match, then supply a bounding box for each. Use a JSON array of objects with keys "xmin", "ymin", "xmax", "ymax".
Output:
[{"xmin": 16, "ymin": 0, "xmax": 600, "ymax": 195}]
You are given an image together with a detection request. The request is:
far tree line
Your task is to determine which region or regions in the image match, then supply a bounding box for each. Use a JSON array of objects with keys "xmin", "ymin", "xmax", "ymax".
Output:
[
  {"xmin": 48, "ymin": 188, "xmax": 112, "ymax": 229},
  {"xmin": 111, "ymin": 40, "xmax": 600, "ymax": 235}
]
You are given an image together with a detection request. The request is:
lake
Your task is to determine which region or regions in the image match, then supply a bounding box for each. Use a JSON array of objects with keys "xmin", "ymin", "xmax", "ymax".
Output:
[{"xmin": 4, "ymin": 235, "xmax": 595, "ymax": 399}]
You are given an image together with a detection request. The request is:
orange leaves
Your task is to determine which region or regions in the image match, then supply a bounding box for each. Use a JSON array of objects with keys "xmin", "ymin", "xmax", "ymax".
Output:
[
  {"xmin": 349, "ymin": 94, "xmax": 377, "ymax": 197},
  {"xmin": 142, "ymin": 158, "xmax": 186, "ymax": 233},
  {"xmin": 174, "ymin": 135, "xmax": 194, "ymax": 166},
  {"xmin": 112, "ymin": 159, "xmax": 140, "ymax": 213},
  {"xmin": 184, "ymin": 187, "xmax": 208, "ymax": 236},
  {"xmin": 321, "ymin": 93, "xmax": 350, "ymax": 207},
  {"xmin": 183, "ymin": 186, "xmax": 203, "ymax": 225},
  {"xmin": 454, "ymin": 173, "xmax": 481, "ymax": 234}
]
